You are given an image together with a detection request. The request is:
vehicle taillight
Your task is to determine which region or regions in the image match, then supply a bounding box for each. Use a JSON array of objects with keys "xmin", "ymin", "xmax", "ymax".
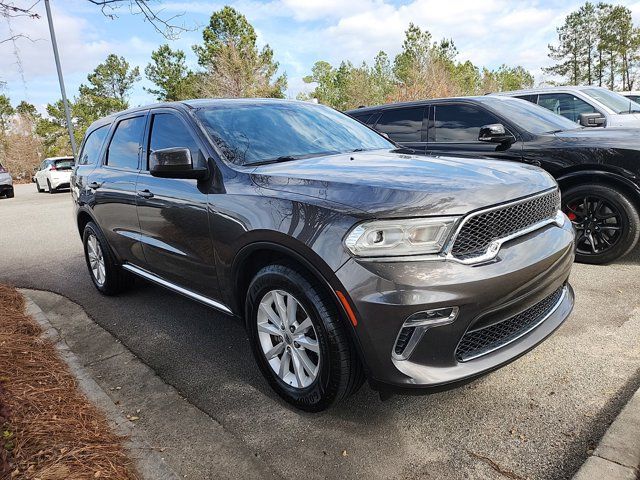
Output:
[
  {"xmin": 0, "ymin": 166, "xmax": 6, "ymax": 173},
  {"xmin": 50, "ymin": 165, "xmax": 57, "ymax": 171}
]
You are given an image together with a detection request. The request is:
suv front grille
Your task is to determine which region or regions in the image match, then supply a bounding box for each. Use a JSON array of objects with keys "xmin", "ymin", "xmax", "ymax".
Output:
[
  {"xmin": 451, "ymin": 189, "xmax": 560, "ymax": 260},
  {"xmin": 455, "ymin": 286, "xmax": 565, "ymax": 362}
]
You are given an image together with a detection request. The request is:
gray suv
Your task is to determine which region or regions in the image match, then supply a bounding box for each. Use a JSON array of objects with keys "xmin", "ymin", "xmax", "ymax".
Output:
[{"xmin": 71, "ymin": 99, "xmax": 575, "ymax": 411}]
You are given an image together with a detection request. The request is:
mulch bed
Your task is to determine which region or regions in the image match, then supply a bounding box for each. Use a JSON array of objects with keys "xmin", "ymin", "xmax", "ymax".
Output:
[{"xmin": 0, "ymin": 284, "xmax": 138, "ymax": 479}]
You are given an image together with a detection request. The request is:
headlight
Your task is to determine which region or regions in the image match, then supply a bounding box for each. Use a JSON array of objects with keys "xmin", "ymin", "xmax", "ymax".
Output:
[{"xmin": 344, "ymin": 217, "xmax": 459, "ymax": 257}]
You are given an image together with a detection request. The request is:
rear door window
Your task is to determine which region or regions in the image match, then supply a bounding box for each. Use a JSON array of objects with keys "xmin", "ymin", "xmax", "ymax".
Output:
[
  {"xmin": 78, "ymin": 126, "xmax": 109, "ymax": 166},
  {"xmin": 374, "ymin": 107, "xmax": 425, "ymax": 142},
  {"xmin": 537, "ymin": 93, "xmax": 598, "ymax": 123},
  {"xmin": 433, "ymin": 104, "xmax": 501, "ymax": 142},
  {"xmin": 106, "ymin": 116, "xmax": 146, "ymax": 170},
  {"xmin": 515, "ymin": 94, "xmax": 538, "ymax": 104}
]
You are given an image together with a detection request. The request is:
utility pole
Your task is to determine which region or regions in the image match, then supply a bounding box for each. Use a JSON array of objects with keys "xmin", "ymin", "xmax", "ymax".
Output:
[{"xmin": 44, "ymin": 0, "xmax": 77, "ymax": 157}]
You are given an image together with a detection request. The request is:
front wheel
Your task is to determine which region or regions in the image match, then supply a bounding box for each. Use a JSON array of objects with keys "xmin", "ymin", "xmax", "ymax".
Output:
[
  {"xmin": 563, "ymin": 184, "xmax": 640, "ymax": 264},
  {"xmin": 36, "ymin": 179, "xmax": 44, "ymax": 193},
  {"xmin": 47, "ymin": 179, "xmax": 55, "ymax": 194},
  {"xmin": 245, "ymin": 263, "xmax": 363, "ymax": 411},
  {"xmin": 82, "ymin": 222, "xmax": 133, "ymax": 295}
]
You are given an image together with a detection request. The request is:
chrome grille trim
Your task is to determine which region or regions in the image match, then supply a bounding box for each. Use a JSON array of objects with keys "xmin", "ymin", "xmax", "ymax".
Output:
[{"xmin": 445, "ymin": 188, "xmax": 562, "ymax": 264}]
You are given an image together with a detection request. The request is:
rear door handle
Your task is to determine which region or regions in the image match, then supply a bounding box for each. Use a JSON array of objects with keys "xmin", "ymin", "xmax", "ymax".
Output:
[
  {"xmin": 88, "ymin": 181, "xmax": 102, "ymax": 190},
  {"xmin": 137, "ymin": 189, "xmax": 154, "ymax": 199}
]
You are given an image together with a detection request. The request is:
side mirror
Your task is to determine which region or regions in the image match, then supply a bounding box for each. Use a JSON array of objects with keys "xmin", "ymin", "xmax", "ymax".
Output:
[
  {"xmin": 149, "ymin": 147, "xmax": 208, "ymax": 180},
  {"xmin": 478, "ymin": 124, "xmax": 514, "ymax": 144},
  {"xmin": 579, "ymin": 113, "xmax": 606, "ymax": 127}
]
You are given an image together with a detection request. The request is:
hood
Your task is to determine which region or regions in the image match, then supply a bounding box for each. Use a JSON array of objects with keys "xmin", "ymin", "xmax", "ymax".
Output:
[
  {"xmin": 554, "ymin": 127, "xmax": 640, "ymax": 149},
  {"xmin": 251, "ymin": 150, "xmax": 556, "ymax": 217}
]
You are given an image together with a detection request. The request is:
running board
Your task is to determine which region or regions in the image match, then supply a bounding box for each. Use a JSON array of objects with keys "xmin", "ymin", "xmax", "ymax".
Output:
[{"xmin": 122, "ymin": 264, "xmax": 233, "ymax": 315}]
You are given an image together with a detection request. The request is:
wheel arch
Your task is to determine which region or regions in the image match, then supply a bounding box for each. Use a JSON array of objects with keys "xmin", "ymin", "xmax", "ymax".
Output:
[
  {"xmin": 231, "ymin": 241, "xmax": 370, "ymax": 375},
  {"xmin": 76, "ymin": 209, "xmax": 97, "ymax": 238},
  {"xmin": 555, "ymin": 168, "xmax": 640, "ymax": 211}
]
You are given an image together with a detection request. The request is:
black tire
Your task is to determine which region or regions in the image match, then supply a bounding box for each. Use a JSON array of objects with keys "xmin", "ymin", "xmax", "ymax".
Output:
[
  {"xmin": 36, "ymin": 179, "xmax": 44, "ymax": 193},
  {"xmin": 5, "ymin": 188, "xmax": 13, "ymax": 198},
  {"xmin": 47, "ymin": 179, "xmax": 55, "ymax": 194},
  {"xmin": 82, "ymin": 221, "xmax": 133, "ymax": 295},
  {"xmin": 245, "ymin": 263, "xmax": 363, "ymax": 411},
  {"xmin": 562, "ymin": 183, "xmax": 640, "ymax": 264}
]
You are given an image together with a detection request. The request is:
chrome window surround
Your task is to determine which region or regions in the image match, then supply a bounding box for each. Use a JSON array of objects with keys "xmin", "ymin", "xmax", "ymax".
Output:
[
  {"xmin": 358, "ymin": 188, "xmax": 564, "ymax": 265},
  {"xmin": 392, "ymin": 307, "xmax": 459, "ymax": 361}
]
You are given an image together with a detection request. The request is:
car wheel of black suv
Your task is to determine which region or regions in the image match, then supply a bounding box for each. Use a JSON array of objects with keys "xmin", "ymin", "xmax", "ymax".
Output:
[
  {"xmin": 82, "ymin": 221, "xmax": 133, "ymax": 295},
  {"xmin": 563, "ymin": 184, "xmax": 640, "ymax": 264},
  {"xmin": 245, "ymin": 263, "xmax": 363, "ymax": 411}
]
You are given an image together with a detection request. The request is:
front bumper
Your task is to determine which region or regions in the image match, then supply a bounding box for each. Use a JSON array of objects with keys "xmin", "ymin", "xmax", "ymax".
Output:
[{"xmin": 335, "ymin": 219, "xmax": 575, "ymax": 391}]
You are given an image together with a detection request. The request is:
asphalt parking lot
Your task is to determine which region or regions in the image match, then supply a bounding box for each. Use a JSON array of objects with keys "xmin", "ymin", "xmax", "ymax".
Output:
[{"xmin": 1, "ymin": 182, "xmax": 639, "ymax": 480}]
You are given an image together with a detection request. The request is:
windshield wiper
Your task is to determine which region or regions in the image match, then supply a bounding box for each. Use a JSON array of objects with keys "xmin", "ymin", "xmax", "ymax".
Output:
[{"xmin": 250, "ymin": 155, "xmax": 300, "ymax": 166}]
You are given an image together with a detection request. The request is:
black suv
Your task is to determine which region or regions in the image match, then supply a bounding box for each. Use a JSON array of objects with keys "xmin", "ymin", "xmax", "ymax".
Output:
[
  {"xmin": 72, "ymin": 99, "xmax": 575, "ymax": 411},
  {"xmin": 348, "ymin": 96, "xmax": 640, "ymax": 264}
]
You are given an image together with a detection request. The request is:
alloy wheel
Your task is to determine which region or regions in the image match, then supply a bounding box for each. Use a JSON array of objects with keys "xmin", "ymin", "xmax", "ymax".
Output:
[
  {"xmin": 564, "ymin": 194, "xmax": 622, "ymax": 256},
  {"xmin": 256, "ymin": 290, "xmax": 320, "ymax": 389},
  {"xmin": 87, "ymin": 234, "xmax": 106, "ymax": 286}
]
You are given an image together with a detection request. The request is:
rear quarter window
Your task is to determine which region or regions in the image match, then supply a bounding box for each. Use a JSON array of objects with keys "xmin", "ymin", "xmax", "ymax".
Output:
[{"xmin": 78, "ymin": 125, "xmax": 110, "ymax": 166}]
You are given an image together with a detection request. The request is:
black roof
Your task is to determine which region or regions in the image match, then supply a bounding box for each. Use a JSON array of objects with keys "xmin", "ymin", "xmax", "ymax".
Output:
[{"xmin": 344, "ymin": 95, "xmax": 512, "ymax": 114}]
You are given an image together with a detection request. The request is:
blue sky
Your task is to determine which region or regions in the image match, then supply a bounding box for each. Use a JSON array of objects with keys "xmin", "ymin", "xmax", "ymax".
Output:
[{"xmin": 1, "ymin": 0, "xmax": 640, "ymax": 113}]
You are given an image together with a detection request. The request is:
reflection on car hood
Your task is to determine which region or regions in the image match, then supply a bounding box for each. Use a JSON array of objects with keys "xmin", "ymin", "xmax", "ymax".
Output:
[
  {"xmin": 251, "ymin": 150, "xmax": 557, "ymax": 217},
  {"xmin": 553, "ymin": 128, "xmax": 640, "ymax": 148}
]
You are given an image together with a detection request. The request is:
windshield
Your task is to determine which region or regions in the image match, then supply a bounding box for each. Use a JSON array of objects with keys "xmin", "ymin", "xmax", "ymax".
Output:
[
  {"xmin": 54, "ymin": 159, "xmax": 74, "ymax": 170},
  {"xmin": 195, "ymin": 101, "xmax": 394, "ymax": 166},
  {"xmin": 583, "ymin": 88, "xmax": 640, "ymax": 114},
  {"xmin": 485, "ymin": 96, "xmax": 580, "ymax": 134}
]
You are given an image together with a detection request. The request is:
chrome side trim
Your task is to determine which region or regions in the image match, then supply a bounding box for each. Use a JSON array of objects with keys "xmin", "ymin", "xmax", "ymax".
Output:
[
  {"xmin": 458, "ymin": 285, "xmax": 567, "ymax": 362},
  {"xmin": 122, "ymin": 263, "xmax": 233, "ymax": 315}
]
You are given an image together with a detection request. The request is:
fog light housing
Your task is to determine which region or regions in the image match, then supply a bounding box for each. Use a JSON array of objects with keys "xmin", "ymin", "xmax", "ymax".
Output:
[{"xmin": 393, "ymin": 307, "xmax": 459, "ymax": 360}]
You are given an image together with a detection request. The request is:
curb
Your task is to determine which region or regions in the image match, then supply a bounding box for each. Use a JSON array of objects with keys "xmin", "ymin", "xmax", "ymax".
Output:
[
  {"xmin": 572, "ymin": 385, "xmax": 640, "ymax": 480},
  {"xmin": 23, "ymin": 293, "xmax": 181, "ymax": 480}
]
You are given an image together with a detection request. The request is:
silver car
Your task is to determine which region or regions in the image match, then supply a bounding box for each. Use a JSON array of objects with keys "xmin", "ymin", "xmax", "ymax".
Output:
[
  {"xmin": 0, "ymin": 162, "xmax": 13, "ymax": 198},
  {"xmin": 498, "ymin": 86, "xmax": 640, "ymax": 128}
]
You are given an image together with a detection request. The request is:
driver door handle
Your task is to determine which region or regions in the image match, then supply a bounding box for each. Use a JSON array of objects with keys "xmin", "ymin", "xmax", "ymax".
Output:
[
  {"xmin": 88, "ymin": 181, "xmax": 102, "ymax": 190},
  {"xmin": 137, "ymin": 189, "xmax": 154, "ymax": 199}
]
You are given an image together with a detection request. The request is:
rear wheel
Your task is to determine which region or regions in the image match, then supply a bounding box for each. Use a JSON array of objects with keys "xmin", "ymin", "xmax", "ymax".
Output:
[
  {"xmin": 5, "ymin": 188, "xmax": 13, "ymax": 198},
  {"xmin": 82, "ymin": 221, "xmax": 133, "ymax": 295},
  {"xmin": 245, "ymin": 263, "xmax": 363, "ymax": 411},
  {"xmin": 47, "ymin": 179, "xmax": 55, "ymax": 194},
  {"xmin": 563, "ymin": 184, "xmax": 639, "ymax": 264}
]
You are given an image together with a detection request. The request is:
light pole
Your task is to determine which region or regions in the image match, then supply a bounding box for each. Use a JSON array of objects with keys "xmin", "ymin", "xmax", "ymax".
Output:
[{"xmin": 44, "ymin": 0, "xmax": 77, "ymax": 157}]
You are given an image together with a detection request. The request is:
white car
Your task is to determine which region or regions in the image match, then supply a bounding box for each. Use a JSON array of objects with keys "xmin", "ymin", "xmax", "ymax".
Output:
[
  {"xmin": 34, "ymin": 156, "xmax": 75, "ymax": 194},
  {"xmin": 0, "ymin": 162, "xmax": 13, "ymax": 198},
  {"xmin": 497, "ymin": 86, "xmax": 640, "ymax": 128}
]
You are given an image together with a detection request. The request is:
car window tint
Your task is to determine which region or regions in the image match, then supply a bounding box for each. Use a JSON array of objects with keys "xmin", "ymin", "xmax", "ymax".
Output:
[
  {"xmin": 78, "ymin": 126, "xmax": 109, "ymax": 166},
  {"xmin": 148, "ymin": 113, "xmax": 201, "ymax": 169},
  {"xmin": 537, "ymin": 94, "xmax": 597, "ymax": 123},
  {"xmin": 516, "ymin": 94, "xmax": 538, "ymax": 104},
  {"xmin": 375, "ymin": 107, "xmax": 424, "ymax": 142},
  {"xmin": 106, "ymin": 116, "xmax": 146, "ymax": 169},
  {"xmin": 350, "ymin": 112, "xmax": 373, "ymax": 124},
  {"xmin": 433, "ymin": 104, "xmax": 500, "ymax": 142}
]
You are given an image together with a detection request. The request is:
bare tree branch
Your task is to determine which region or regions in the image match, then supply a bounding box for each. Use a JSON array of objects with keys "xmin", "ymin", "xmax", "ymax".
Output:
[
  {"xmin": 0, "ymin": 1, "xmax": 40, "ymax": 19},
  {"xmin": 86, "ymin": 0, "xmax": 191, "ymax": 39}
]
